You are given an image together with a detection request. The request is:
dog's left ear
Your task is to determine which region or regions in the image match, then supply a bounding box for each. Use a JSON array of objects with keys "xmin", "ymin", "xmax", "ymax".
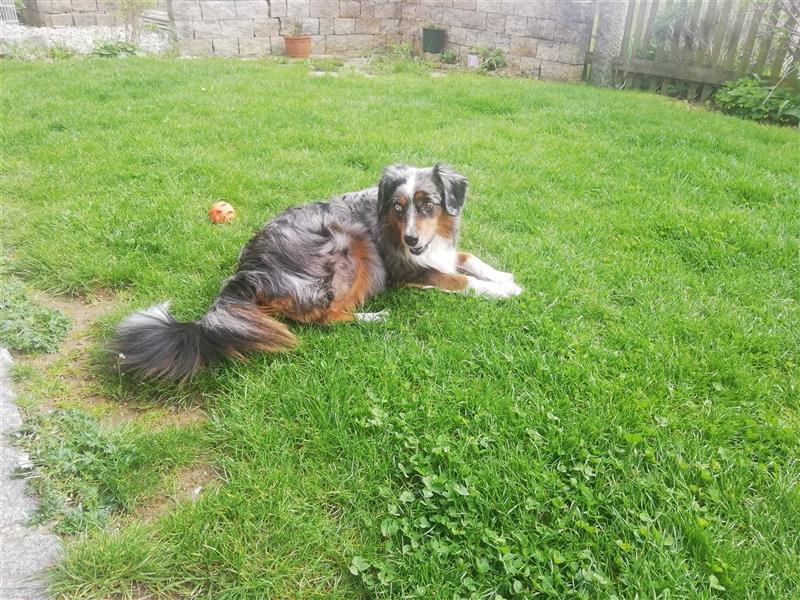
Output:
[{"xmin": 433, "ymin": 163, "xmax": 468, "ymax": 216}]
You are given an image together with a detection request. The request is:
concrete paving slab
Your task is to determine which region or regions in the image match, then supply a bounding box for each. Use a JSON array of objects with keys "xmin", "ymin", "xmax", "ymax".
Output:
[{"xmin": 1, "ymin": 348, "xmax": 61, "ymax": 600}]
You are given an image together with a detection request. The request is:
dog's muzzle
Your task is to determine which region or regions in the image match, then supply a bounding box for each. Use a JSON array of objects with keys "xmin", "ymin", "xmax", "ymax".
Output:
[{"xmin": 408, "ymin": 240, "xmax": 431, "ymax": 256}]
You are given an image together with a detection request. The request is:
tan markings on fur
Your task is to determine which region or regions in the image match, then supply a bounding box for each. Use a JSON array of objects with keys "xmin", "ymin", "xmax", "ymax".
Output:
[
  {"xmin": 262, "ymin": 239, "xmax": 374, "ymax": 325},
  {"xmin": 329, "ymin": 237, "xmax": 373, "ymax": 314},
  {"xmin": 414, "ymin": 191, "xmax": 426, "ymax": 202},
  {"xmin": 387, "ymin": 209, "xmax": 404, "ymax": 243},
  {"xmin": 410, "ymin": 270, "xmax": 469, "ymax": 292},
  {"xmin": 457, "ymin": 251, "xmax": 475, "ymax": 267},
  {"xmin": 414, "ymin": 207, "xmax": 440, "ymax": 241},
  {"xmin": 227, "ymin": 304, "xmax": 297, "ymax": 352},
  {"xmin": 437, "ymin": 214, "xmax": 458, "ymax": 240}
]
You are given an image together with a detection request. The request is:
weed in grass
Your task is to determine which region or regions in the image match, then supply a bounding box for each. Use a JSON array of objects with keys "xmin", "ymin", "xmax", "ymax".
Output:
[
  {"xmin": 12, "ymin": 408, "xmax": 206, "ymax": 534},
  {"xmin": 308, "ymin": 57, "xmax": 344, "ymax": 72},
  {"xmin": 368, "ymin": 43, "xmax": 436, "ymax": 75},
  {"xmin": 92, "ymin": 41, "xmax": 139, "ymax": 58},
  {"xmin": 0, "ymin": 276, "xmax": 69, "ymax": 353}
]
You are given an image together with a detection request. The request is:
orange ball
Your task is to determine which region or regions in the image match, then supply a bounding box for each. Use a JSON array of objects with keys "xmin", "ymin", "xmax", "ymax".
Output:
[{"xmin": 209, "ymin": 201, "xmax": 235, "ymax": 224}]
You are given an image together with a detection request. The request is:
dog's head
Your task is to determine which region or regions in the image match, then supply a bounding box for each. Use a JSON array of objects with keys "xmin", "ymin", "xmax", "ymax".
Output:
[{"xmin": 377, "ymin": 163, "xmax": 468, "ymax": 255}]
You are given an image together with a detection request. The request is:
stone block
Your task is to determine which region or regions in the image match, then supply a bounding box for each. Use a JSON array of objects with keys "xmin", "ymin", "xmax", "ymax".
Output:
[
  {"xmin": 554, "ymin": 20, "xmax": 591, "ymax": 45},
  {"xmin": 236, "ymin": 1, "xmax": 268, "ymax": 19},
  {"xmin": 201, "ymin": 1, "xmax": 237, "ymax": 20},
  {"xmin": 239, "ymin": 36, "xmax": 270, "ymax": 55},
  {"xmin": 73, "ymin": 13, "xmax": 97, "ymax": 26},
  {"xmin": 299, "ymin": 17, "xmax": 319, "ymax": 34},
  {"xmin": 557, "ymin": 42, "xmax": 586, "ymax": 65},
  {"xmin": 453, "ymin": 0, "xmax": 476, "ymax": 9},
  {"xmin": 443, "ymin": 7, "xmax": 486, "ymax": 30},
  {"xmin": 514, "ymin": 0, "xmax": 557, "ymax": 20},
  {"xmin": 518, "ymin": 56, "xmax": 541, "ymax": 75},
  {"xmin": 415, "ymin": 4, "xmax": 443, "ymax": 24},
  {"xmin": 194, "ymin": 21, "xmax": 222, "ymax": 39},
  {"xmin": 448, "ymin": 26, "xmax": 477, "ymax": 47},
  {"xmin": 213, "ymin": 38, "xmax": 240, "ymax": 56},
  {"xmin": 385, "ymin": 33, "xmax": 402, "ymax": 47},
  {"xmin": 381, "ymin": 18, "xmax": 400, "ymax": 34},
  {"xmin": 270, "ymin": 35, "xmax": 285, "ymax": 53},
  {"xmin": 539, "ymin": 59, "xmax": 583, "ymax": 81},
  {"xmin": 181, "ymin": 38, "xmax": 213, "ymax": 56},
  {"xmin": 476, "ymin": 0, "xmax": 501, "ymax": 11},
  {"xmin": 374, "ymin": 2, "xmax": 399, "ymax": 18},
  {"xmin": 309, "ymin": 0, "xmax": 337, "ymax": 18},
  {"xmin": 504, "ymin": 14, "xmax": 527, "ymax": 36},
  {"xmin": 339, "ymin": 0, "xmax": 360, "ymax": 18},
  {"xmin": 171, "ymin": 1, "xmax": 201, "ymax": 20},
  {"xmin": 373, "ymin": 33, "xmax": 388, "ymax": 52},
  {"xmin": 358, "ymin": 0, "xmax": 376, "ymax": 18},
  {"xmin": 536, "ymin": 39, "xmax": 558, "ymax": 61},
  {"xmin": 509, "ymin": 35, "xmax": 536, "ymax": 57},
  {"xmin": 346, "ymin": 34, "xmax": 373, "ymax": 52},
  {"xmin": 286, "ymin": 0, "xmax": 309, "ymax": 18},
  {"xmin": 269, "ymin": 0, "xmax": 287, "ymax": 17},
  {"xmin": 355, "ymin": 16, "xmax": 380, "ymax": 34},
  {"xmin": 49, "ymin": 0, "xmax": 71, "ymax": 12},
  {"xmin": 558, "ymin": 0, "xmax": 594, "ymax": 24},
  {"xmin": 528, "ymin": 18, "xmax": 554, "ymax": 40},
  {"xmin": 220, "ymin": 19, "xmax": 255, "ymax": 37},
  {"xmin": 310, "ymin": 34, "xmax": 325, "ymax": 52},
  {"xmin": 254, "ymin": 17, "xmax": 280, "ymax": 35},
  {"xmin": 318, "ymin": 17, "xmax": 334, "ymax": 34},
  {"xmin": 95, "ymin": 13, "xmax": 117, "ymax": 26},
  {"xmin": 400, "ymin": 2, "xmax": 416, "ymax": 20},
  {"xmin": 48, "ymin": 12, "xmax": 74, "ymax": 26},
  {"xmin": 34, "ymin": 0, "xmax": 51, "ymax": 12},
  {"xmin": 486, "ymin": 12, "xmax": 505, "ymax": 33},
  {"xmin": 173, "ymin": 20, "xmax": 195, "ymax": 39},
  {"xmin": 71, "ymin": 0, "xmax": 97, "ymax": 11},
  {"xmin": 334, "ymin": 17, "xmax": 354, "ymax": 34},
  {"xmin": 325, "ymin": 34, "xmax": 347, "ymax": 53}
]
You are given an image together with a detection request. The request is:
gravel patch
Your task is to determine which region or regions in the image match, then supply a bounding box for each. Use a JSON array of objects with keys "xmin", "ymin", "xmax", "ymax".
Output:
[{"xmin": 0, "ymin": 23, "xmax": 172, "ymax": 56}]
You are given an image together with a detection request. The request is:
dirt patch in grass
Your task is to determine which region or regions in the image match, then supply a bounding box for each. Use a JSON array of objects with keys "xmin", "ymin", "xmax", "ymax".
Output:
[
  {"xmin": 134, "ymin": 462, "xmax": 218, "ymax": 524},
  {"xmin": 15, "ymin": 290, "xmax": 207, "ymax": 430}
]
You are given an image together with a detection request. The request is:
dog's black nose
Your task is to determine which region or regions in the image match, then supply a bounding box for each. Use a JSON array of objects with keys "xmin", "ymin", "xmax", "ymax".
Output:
[{"xmin": 404, "ymin": 234, "xmax": 418, "ymax": 247}]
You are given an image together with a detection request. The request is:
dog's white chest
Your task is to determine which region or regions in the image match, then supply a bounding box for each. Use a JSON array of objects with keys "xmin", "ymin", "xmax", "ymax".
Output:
[{"xmin": 409, "ymin": 236, "xmax": 457, "ymax": 273}]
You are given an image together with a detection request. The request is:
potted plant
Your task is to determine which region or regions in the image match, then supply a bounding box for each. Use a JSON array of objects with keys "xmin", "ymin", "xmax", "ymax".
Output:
[
  {"xmin": 283, "ymin": 20, "xmax": 311, "ymax": 58},
  {"xmin": 422, "ymin": 23, "xmax": 446, "ymax": 54}
]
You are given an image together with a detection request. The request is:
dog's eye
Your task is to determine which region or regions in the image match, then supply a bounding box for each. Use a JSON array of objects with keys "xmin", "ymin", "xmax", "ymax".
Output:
[
  {"xmin": 423, "ymin": 202, "xmax": 435, "ymax": 212},
  {"xmin": 393, "ymin": 203, "xmax": 403, "ymax": 213}
]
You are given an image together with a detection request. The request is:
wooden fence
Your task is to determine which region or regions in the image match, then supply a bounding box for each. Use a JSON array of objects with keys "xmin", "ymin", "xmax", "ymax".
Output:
[{"xmin": 611, "ymin": 0, "xmax": 799, "ymax": 101}]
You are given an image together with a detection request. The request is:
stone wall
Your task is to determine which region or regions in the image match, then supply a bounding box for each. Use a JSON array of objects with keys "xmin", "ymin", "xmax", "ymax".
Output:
[
  {"xmin": 171, "ymin": 0, "xmax": 407, "ymax": 58},
  {"xmin": 172, "ymin": 0, "xmax": 593, "ymax": 81},
  {"xmin": 401, "ymin": 1, "xmax": 594, "ymax": 81},
  {"xmin": 20, "ymin": 0, "xmax": 595, "ymax": 83},
  {"xmin": 21, "ymin": 0, "xmax": 168, "ymax": 27}
]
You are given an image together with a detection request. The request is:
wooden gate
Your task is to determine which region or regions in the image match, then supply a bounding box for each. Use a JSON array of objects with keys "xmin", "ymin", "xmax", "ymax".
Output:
[{"xmin": 612, "ymin": 0, "xmax": 799, "ymax": 101}]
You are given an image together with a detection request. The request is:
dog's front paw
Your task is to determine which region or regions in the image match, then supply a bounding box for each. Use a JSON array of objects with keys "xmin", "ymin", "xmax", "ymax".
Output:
[
  {"xmin": 490, "ymin": 270, "xmax": 516, "ymax": 285},
  {"xmin": 466, "ymin": 277, "xmax": 523, "ymax": 299},
  {"xmin": 355, "ymin": 309, "xmax": 390, "ymax": 322}
]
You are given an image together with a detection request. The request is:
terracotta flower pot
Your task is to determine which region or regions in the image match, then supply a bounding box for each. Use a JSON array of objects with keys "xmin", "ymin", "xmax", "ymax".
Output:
[{"xmin": 283, "ymin": 34, "xmax": 311, "ymax": 58}]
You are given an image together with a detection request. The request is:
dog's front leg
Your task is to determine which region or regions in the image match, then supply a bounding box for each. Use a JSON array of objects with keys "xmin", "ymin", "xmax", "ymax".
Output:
[
  {"xmin": 457, "ymin": 252, "xmax": 516, "ymax": 285},
  {"xmin": 411, "ymin": 269, "xmax": 522, "ymax": 298}
]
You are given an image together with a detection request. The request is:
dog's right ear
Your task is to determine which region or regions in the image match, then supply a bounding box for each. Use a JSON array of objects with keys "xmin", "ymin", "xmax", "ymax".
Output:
[{"xmin": 378, "ymin": 164, "xmax": 407, "ymax": 213}]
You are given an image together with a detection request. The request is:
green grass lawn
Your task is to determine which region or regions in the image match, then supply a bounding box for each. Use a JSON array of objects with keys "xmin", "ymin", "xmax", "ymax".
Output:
[{"xmin": 1, "ymin": 57, "xmax": 799, "ymax": 599}]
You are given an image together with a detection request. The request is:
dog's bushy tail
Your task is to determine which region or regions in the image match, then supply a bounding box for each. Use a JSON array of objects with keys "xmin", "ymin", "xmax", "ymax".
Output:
[{"xmin": 111, "ymin": 300, "xmax": 297, "ymax": 381}]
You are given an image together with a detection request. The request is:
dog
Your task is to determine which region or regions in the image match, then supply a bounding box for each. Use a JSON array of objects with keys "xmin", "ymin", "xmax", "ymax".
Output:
[{"xmin": 112, "ymin": 164, "xmax": 522, "ymax": 380}]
